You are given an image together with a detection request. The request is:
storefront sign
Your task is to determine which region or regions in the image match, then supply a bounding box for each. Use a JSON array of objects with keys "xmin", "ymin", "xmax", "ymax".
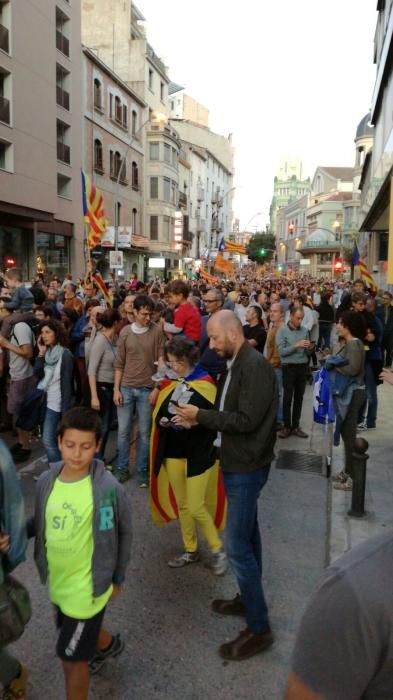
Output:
[
  {"xmin": 148, "ymin": 257, "xmax": 165, "ymax": 269},
  {"xmin": 300, "ymin": 258, "xmax": 311, "ymax": 265},
  {"xmin": 101, "ymin": 226, "xmax": 115, "ymax": 248},
  {"xmin": 118, "ymin": 226, "xmax": 132, "ymax": 249},
  {"xmin": 109, "ymin": 250, "xmax": 124, "ymax": 268}
]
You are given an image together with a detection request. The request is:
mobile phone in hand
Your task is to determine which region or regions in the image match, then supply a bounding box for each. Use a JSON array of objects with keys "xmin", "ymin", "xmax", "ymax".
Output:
[{"xmin": 169, "ymin": 400, "xmax": 180, "ymax": 407}]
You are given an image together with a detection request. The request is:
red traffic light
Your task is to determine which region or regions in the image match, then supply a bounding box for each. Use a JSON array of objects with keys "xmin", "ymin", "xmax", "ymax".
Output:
[
  {"xmin": 288, "ymin": 223, "xmax": 294, "ymax": 234},
  {"xmin": 5, "ymin": 257, "xmax": 16, "ymax": 267},
  {"xmin": 334, "ymin": 259, "xmax": 343, "ymax": 270}
]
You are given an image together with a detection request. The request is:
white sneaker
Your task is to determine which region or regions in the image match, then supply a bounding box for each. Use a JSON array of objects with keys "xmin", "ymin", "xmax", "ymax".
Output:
[
  {"xmin": 168, "ymin": 551, "xmax": 200, "ymax": 568},
  {"xmin": 208, "ymin": 551, "xmax": 228, "ymax": 576},
  {"xmin": 357, "ymin": 422, "xmax": 367, "ymax": 432}
]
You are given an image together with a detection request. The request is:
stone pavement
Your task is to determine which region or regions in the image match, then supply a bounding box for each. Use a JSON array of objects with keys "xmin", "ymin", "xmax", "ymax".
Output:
[
  {"xmin": 7, "ymin": 376, "xmax": 393, "ymax": 698},
  {"xmin": 329, "ymin": 380, "xmax": 393, "ymax": 562},
  {"xmin": 7, "ymin": 410, "xmax": 328, "ymax": 700},
  {"xmin": 276, "ymin": 375, "xmax": 393, "ymax": 564}
]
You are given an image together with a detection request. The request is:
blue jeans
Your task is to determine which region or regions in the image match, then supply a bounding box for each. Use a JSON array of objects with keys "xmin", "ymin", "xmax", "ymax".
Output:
[
  {"xmin": 274, "ymin": 368, "xmax": 283, "ymax": 423},
  {"xmin": 117, "ymin": 386, "xmax": 152, "ymax": 474},
  {"xmin": 223, "ymin": 466, "xmax": 271, "ymax": 634},
  {"xmin": 363, "ymin": 363, "xmax": 378, "ymax": 428},
  {"xmin": 42, "ymin": 408, "xmax": 62, "ymax": 464},
  {"xmin": 318, "ymin": 324, "xmax": 332, "ymax": 350}
]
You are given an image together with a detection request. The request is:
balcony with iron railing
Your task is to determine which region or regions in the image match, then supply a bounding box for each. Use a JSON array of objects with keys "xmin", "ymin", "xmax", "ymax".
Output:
[
  {"xmin": 56, "ymin": 30, "xmax": 69, "ymax": 57},
  {"xmin": 179, "ymin": 191, "xmax": 187, "ymax": 207},
  {"xmin": 0, "ymin": 23, "xmax": 9, "ymax": 53},
  {"xmin": 56, "ymin": 85, "xmax": 70, "ymax": 111},
  {"xmin": 0, "ymin": 95, "xmax": 10, "ymax": 124},
  {"xmin": 57, "ymin": 141, "xmax": 70, "ymax": 164}
]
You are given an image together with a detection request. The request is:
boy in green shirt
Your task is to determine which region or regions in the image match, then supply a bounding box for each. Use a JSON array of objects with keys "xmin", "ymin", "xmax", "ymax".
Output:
[{"xmin": 32, "ymin": 407, "xmax": 132, "ymax": 700}]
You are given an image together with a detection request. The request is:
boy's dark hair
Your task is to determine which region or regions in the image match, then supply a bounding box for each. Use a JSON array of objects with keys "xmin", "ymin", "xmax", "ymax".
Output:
[
  {"xmin": 134, "ymin": 294, "xmax": 154, "ymax": 312},
  {"xmin": 57, "ymin": 407, "xmax": 102, "ymax": 442},
  {"xmin": 167, "ymin": 280, "xmax": 189, "ymax": 299},
  {"xmin": 339, "ymin": 310, "xmax": 366, "ymax": 340},
  {"xmin": 351, "ymin": 291, "xmax": 367, "ymax": 304}
]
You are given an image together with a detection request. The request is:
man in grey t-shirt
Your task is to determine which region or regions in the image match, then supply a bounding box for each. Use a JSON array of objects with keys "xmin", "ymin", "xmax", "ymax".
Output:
[
  {"xmin": 0, "ymin": 308, "xmax": 35, "ymax": 463},
  {"xmin": 285, "ymin": 530, "xmax": 393, "ymax": 699}
]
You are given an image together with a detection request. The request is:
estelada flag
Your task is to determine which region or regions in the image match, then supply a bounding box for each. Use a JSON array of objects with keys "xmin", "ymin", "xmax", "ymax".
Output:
[
  {"xmin": 82, "ymin": 171, "xmax": 108, "ymax": 249},
  {"xmin": 149, "ymin": 367, "xmax": 227, "ymax": 531}
]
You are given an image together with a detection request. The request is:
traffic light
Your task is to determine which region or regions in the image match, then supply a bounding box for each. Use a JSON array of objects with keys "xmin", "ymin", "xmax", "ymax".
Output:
[
  {"xmin": 5, "ymin": 257, "xmax": 16, "ymax": 268},
  {"xmin": 288, "ymin": 223, "xmax": 294, "ymax": 234},
  {"xmin": 259, "ymin": 248, "xmax": 266, "ymax": 256},
  {"xmin": 334, "ymin": 259, "xmax": 343, "ymax": 271}
]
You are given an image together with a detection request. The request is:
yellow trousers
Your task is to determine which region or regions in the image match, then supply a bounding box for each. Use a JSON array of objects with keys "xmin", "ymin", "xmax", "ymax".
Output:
[{"xmin": 164, "ymin": 458, "xmax": 222, "ymax": 554}]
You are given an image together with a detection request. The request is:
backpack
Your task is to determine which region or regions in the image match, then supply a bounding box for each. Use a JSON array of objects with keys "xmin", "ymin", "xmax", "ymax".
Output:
[{"xmin": 10, "ymin": 317, "xmax": 40, "ymax": 366}]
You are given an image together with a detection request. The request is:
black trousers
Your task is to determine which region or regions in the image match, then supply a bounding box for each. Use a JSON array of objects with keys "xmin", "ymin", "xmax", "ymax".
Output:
[
  {"xmin": 341, "ymin": 389, "xmax": 366, "ymax": 478},
  {"xmin": 282, "ymin": 364, "xmax": 308, "ymax": 429}
]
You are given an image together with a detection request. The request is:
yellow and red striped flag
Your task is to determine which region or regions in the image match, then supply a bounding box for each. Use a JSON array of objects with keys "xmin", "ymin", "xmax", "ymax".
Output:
[
  {"xmin": 199, "ymin": 268, "xmax": 219, "ymax": 284},
  {"xmin": 214, "ymin": 253, "xmax": 233, "ymax": 274},
  {"xmin": 82, "ymin": 171, "xmax": 108, "ymax": 249},
  {"xmin": 223, "ymin": 239, "xmax": 247, "ymax": 255},
  {"xmin": 353, "ymin": 243, "xmax": 378, "ymax": 292}
]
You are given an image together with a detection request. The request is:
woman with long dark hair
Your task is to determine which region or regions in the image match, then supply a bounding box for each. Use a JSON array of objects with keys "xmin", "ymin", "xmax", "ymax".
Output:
[{"xmin": 35, "ymin": 320, "xmax": 74, "ymax": 464}]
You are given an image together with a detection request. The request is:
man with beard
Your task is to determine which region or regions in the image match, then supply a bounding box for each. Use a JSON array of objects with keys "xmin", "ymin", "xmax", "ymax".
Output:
[{"xmin": 176, "ymin": 310, "xmax": 277, "ymax": 661}]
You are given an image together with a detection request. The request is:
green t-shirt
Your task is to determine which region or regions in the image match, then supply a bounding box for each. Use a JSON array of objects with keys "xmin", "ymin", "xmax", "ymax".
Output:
[{"xmin": 45, "ymin": 475, "xmax": 112, "ymax": 619}]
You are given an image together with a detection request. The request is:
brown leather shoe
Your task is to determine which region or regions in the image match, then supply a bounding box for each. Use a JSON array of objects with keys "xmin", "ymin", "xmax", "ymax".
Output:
[
  {"xmin": 278, "ymin": 427, "xmax": 291, "ymax": 439},
  {"xmin": 211, "ymin": 594, "xmax": 246, "ymax": 617},
  {"xmin": 219, "ymin": 627, "xmax": 274, "ymax": 661},
  {"xmin": 291, "ymin": 428, "xmax": 308, "ymax": 438}
]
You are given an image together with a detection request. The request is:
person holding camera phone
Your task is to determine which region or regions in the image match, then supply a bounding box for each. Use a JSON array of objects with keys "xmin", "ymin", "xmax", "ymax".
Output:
[
  {"xmin": 149, "ymin": 336, "xmax": 227, "ymax": 574},
  {"xmin": 276, "ymin": 306, "xmax": 315, "ymax": 439}
]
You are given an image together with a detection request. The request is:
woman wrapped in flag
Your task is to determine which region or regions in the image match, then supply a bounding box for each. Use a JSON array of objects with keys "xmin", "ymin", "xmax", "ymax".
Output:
[{"xmin": 149, "ymin": 336, "xmax": 227, "ymax": 574}]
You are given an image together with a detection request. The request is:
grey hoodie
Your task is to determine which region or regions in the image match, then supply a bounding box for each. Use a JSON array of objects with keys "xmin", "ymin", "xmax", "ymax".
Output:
[{"xmin": 32, "ymin": 459, "xmax": 132, "ymax": 597}]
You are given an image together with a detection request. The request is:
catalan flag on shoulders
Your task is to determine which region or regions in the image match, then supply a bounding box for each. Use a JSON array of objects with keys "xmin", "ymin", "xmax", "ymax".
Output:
[
  {"xmin": 353, "ymin": 242, "xmax": 378, "ymax": 292},
  {"xmin": 223, "ymin": 239, "xmax": 247, "ymax": 255},
  {"xmin": 82, "ymin": 171, "xmax": 108, "ymax": 249}
]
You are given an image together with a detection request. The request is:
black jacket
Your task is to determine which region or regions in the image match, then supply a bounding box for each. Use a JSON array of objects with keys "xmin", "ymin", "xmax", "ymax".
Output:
[
  {"xmin": 197, "ymin": 343, "xmax": 277, "ymax": 473},
  {"xmin": 33, "ymin": 348, "xmax": 74, "ymax": 414}
]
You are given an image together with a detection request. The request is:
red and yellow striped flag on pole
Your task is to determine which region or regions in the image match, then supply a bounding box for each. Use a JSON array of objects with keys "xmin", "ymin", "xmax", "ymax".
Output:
[
  {"xmin": 81, "ymin": 171, "xmax": 108, "ymax": 249},
  {"xmin": 353, "ymin": 242, "xmax": 378, "ymax": 292},
  {"xmin": 223, "ymin": 239, "xmax": 247, "ymax": 255}
]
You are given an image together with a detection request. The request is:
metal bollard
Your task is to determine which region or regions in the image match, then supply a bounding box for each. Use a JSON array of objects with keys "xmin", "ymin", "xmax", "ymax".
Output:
[{"xmin": 348, "ymin": 437, "xmax": 369, "ymax": 518}]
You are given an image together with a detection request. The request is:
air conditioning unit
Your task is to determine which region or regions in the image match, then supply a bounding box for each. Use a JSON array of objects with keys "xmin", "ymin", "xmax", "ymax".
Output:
[{"xmin": 197, "ymin": 187, "xmax": 205, "ymax": 202}]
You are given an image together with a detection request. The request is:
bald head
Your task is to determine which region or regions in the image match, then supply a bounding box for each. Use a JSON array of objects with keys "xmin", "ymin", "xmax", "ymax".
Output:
[{"xmin": 207, "ymin": 310, "xmax": 244, "ymax": 359}]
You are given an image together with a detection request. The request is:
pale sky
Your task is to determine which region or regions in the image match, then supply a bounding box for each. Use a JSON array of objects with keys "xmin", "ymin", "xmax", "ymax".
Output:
[{"xmin": 138, "ymin": 0, "xmax": 377, "ymax": 231}]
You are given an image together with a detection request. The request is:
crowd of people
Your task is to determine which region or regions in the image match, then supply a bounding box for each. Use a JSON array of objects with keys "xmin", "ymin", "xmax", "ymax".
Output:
[{"xmin": 1, "ymin": 264, "xmax": 393, "ymax": 698}]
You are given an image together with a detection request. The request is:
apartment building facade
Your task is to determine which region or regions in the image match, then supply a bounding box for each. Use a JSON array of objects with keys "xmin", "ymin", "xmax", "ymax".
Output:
[
  {"xmin": 82, "ymin": 47, "xmax": 146, "ymax": 279},
  {"xmin": 82, "ymin": 0, "xmax": 184, "ymax": 280},
  {"xmin": 0, "ymin": 0, "xmax": 83, "ymax": 279}
]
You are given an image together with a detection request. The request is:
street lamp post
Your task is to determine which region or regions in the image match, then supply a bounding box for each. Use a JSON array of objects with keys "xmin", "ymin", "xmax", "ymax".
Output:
[{"xmin": 112, "ymin": 110, "xmax": 167, "ymax": 277}]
